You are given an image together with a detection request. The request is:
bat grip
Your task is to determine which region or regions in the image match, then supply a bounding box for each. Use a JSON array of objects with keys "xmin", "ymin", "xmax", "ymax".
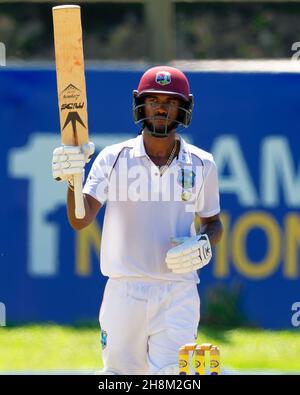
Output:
[{"xmin": 73, "ymin": 173, "xmax": 85, "ymax": 219}]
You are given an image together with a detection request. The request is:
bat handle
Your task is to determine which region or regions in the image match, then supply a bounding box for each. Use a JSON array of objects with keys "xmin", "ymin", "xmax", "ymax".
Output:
[{"xmin": 73, "ymin": 173, "xmax": 85, "ymax": 219}]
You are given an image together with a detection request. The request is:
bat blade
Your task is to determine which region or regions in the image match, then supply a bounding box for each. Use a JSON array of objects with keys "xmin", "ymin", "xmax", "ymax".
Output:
[{"xmin": 53, "ymin": 5, "xmax": 88, "ymax": 219}]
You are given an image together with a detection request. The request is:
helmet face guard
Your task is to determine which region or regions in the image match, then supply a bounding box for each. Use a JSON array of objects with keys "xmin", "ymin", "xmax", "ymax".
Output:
[
  {"xmin": 133, "ymin": 90, "xmax": 194, "ymax": 138},
  {"xmin": 132, "ymin": 66, "xmax": 194, "ymax": 138}
]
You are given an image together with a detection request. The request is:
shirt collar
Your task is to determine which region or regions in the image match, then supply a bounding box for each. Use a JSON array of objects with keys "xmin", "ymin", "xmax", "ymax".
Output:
[
  {"xmin": 133, "ymin": 132, "xmax": 192, "ymax": 165},
  {"xmin": 133, "ymin": 134, "xmax": 147, "ymax": 158}
]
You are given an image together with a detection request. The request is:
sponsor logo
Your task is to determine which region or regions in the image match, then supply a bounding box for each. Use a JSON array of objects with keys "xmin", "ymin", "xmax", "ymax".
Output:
[
  {"xmin": 59, "ymin": 83, "xmax": 81, "ymax": 100},
  {"xmin": 61, "ymin": 103, "xmax": 84, "ymax": 110},
  {"xmin": 211, "ymin": 360, "xmax": 219, "ymax": 368},
  {"xmin": 291, "ymin": 302, "xmax": 300, "ymax": 327},
  {"xmin": 101, "ymin": 330, "xmax": 108, "ymax": 349},
  {"xmin": 177, "ymin": 168, "xmax": 196, "ymax": 189},
  {"xmin": 195, "ymin": 360, "xmax": 203, "ymax": 368},
  {"xmin": 0, "ymin": 302, "xmax": 6, "ymax": 326},
  {"xmin": 179, "ymin": 359, "xmax": 188, "ymax": 368},
  {"xmin": 0, "ymin": 42, "xmax": 5, "ymax": 66}
]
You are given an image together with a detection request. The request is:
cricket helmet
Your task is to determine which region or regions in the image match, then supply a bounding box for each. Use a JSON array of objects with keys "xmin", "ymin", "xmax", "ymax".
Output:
[{"xmin": 133, "ymin": 66, "xmax": 194, "ymax": 137}]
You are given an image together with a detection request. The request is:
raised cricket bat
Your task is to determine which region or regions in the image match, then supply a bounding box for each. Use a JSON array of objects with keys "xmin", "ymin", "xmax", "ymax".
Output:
[{"xmin": 52, "ymin": 5, "xmax": 88, "ymax": 219}]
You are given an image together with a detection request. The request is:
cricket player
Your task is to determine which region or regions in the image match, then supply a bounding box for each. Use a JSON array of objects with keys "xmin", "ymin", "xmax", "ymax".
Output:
[{"xmin": 52, "ymin": 66, "xmax": 223, "ymax": 375}]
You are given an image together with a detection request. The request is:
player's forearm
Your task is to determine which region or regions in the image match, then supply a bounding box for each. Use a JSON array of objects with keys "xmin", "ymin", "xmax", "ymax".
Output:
[{"xmin": 199, "ymin": 218, "xmax": 223, "ymax": 246}]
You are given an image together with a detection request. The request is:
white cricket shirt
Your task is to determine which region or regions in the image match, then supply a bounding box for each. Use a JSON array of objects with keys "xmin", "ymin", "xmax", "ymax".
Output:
[{"xmin": 83, "ymin": 133, "xmax": 220, "ymax": 283}]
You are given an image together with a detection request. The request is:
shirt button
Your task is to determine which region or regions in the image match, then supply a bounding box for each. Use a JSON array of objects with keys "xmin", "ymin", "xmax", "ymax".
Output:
[{"xmin": 155, "ymin": 173, "xmax": 159, "ymax": 176}]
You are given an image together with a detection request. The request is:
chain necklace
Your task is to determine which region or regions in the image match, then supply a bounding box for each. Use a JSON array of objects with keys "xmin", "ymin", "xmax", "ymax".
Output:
[{"xmin": 159, "ymin": 138, "xmax": 178, "ymax": 176}]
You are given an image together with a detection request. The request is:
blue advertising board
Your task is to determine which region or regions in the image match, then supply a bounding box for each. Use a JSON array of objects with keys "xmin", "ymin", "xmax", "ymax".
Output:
[{"xmin": 0, "ymin": 67, "xmax": 299, "ymax": 328}]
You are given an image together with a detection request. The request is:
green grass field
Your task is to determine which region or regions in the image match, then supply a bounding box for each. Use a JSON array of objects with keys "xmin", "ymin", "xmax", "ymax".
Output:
[{"xmin": 0, "ymin": 324, "xmax": 300, "ymax": 373}]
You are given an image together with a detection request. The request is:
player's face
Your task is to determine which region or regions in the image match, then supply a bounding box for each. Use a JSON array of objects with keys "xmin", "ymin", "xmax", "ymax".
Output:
[{"xmin": 143, "ymin": 94, "xmax": 181, "ymax": 134}]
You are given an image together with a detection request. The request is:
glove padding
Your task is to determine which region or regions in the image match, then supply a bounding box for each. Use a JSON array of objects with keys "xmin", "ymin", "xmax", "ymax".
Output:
[
  {"xmin": 52, "ymin": 142, "xmax": 95, "ymax": 183},
  {"xmin": 166, "ymin": 234, "xmax": 212, "ymax": 274}
]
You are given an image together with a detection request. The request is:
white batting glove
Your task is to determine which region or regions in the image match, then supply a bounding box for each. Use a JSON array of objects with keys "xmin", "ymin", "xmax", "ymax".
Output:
[
  {"xmin": 170, "ymin": 236, "xmax": 189, "ymax": 247},
  {"xmin": 166, "ymin": 234, "xmax": 212, "ymax": 274},
  {"xmin": 52, "ymin": 142, "xmax": 95, "ymax": 184}
]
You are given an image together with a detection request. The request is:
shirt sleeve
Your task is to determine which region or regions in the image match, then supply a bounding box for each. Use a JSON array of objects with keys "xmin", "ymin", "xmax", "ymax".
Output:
[
  {"xmin": 195, "ymin": 158, "xmax": 221, "ymax": 218},
  {"xmin": 82, "ymin": 150, "xmax": 109, "ymax": 205}
]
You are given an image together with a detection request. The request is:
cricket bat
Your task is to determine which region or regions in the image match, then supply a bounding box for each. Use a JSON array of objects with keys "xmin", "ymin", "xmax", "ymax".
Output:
[{"xmin": 52, "ymin": 5, "xmax": 88, "ymax": 219}]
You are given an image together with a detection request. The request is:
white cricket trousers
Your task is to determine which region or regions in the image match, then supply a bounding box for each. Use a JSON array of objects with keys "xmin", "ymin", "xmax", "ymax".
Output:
[{"xmin": 99, "ymin": 277, "xmax": 200, "ymax": 375}]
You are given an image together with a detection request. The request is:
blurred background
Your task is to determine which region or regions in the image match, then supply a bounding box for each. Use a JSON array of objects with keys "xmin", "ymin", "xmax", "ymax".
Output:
[{"xmin": 0, "ymin": 0, "xmax": 300, "ymax": 374}]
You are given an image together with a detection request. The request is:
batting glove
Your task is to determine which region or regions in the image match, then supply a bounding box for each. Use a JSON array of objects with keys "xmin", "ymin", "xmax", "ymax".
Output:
[
  {"xmin": 52, "ymin": 142, "xmax": 95, "ymax": 185},
  {"xmin": 166, "ymin": 234, "xmax": 212, "ymax": 274}
]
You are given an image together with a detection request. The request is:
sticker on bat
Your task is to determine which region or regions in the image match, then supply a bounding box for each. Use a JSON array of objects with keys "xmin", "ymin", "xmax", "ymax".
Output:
[
  {"xmin": 59, "ymin": 83, "xmax": 82, "ymax": 100},
  {"xmin": 61, "ymin": 103, "xmax": 84, "ymax": 110}
]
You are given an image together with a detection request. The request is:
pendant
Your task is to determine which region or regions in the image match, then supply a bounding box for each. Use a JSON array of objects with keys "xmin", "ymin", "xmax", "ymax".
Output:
[{"xmin": 181, "ymin": 190, "xmax": 191, "ymax": 201}]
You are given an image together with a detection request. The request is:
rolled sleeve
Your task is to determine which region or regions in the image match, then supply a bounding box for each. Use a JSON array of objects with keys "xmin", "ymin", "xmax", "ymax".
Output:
[{"xmin": 83, "ymin": 151, "xmax": 109, "ymax": 205}]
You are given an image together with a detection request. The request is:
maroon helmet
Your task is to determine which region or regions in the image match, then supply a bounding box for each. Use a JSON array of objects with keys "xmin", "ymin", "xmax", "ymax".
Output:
[{"xmin": 133, "ymin": 66, "xmax": 194, "ymax": 137}]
